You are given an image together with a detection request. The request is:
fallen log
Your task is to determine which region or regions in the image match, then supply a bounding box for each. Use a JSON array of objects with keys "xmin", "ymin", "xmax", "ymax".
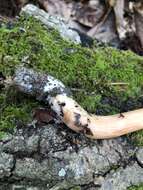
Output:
[{"xmin": 13, "ymin": 67, "xmax": 143, "ymax": 139}]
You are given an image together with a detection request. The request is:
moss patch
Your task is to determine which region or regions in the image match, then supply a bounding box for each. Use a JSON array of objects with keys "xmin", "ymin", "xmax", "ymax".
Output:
[
  {"xmin": 128, "ymin": 184, "xmax": 143, "ymax": 190},
  {"xmin": 0, "ymin": 87, "xmax": 38, "ymax": 136},
  {"xmin": 0, "ymin": 16, "xmax": 143, "ymax": 143}
]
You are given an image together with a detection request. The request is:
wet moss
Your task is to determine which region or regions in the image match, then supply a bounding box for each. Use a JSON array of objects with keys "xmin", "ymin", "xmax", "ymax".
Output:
[{"xmin": 0, "ymin": 16, "xmax": 143, "ymax": 144}]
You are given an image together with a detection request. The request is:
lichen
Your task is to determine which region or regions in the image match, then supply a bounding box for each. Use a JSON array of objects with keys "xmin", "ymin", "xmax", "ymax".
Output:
[{"xmin": 0, "ymin": 15, "xmax": 143, "ymax": 144}]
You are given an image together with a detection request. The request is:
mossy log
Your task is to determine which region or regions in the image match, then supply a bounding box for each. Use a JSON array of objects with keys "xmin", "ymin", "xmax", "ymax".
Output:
[{"xmin": 0, "ymin": 15, "xmax": 143, "ymax": 143}]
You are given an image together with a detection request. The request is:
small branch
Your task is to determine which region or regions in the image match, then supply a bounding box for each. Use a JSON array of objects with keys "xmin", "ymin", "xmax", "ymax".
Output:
[
  {"xmin": 13, "ymin": 67, "xmax": 143, "ymax": 139},
  {"xmin": 108, "ymin": 82, "xmax": 129, "ymax": 86}
]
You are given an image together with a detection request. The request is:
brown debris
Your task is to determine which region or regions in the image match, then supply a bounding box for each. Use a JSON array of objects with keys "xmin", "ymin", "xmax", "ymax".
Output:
[
  {"xmin": 74, "ymin": 1, "xmax": 105, "ymax": 27},
  {"xmin": 134, "ymin": 2, "xmax": 143, "ymax": 49},
  {"xmin": 33, "ymin": 108, "xmax": 55, "ymax": 125},
  {"xmin": 119, "ymin": 113, "xmax": 125, "ymax": 118}
]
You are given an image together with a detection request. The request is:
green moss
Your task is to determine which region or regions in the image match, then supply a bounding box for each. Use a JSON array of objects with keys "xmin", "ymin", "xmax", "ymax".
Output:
[
  {"xmin": 0, "ymin": 88, "xmax": 38, "ymax": 137},
  {"xmin": 0, "ymin": 15, "xmax": 143, "ymax": 143},
  {"xmin": 131, "ymin": 130, "xmax": 143, "ymax": 146},
  {"xmin": 0, "ymin": 131, "xmax": 7, "ymax": 139},
  {"xmin": 128, "ymin": 184, "xmax": 143, "ymax": 190}
]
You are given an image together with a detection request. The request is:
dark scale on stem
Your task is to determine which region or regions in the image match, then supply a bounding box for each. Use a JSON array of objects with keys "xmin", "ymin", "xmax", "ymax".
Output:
[
  {"xmin": 119, "ymin": 113, "xmax": 125, "ymax": 118},
  {"xmin": 79, "ymin": 126, "xmax": 93, "ymax": 136},
  {"xmin": 50, "ymin": 102, "xmax": 53, "ymax": 107},
  {"xmin": 77, "ymin": 117, "xmax": 93, "ymax": 136},
  {"xmin": 87, "ymin": 118, "xmax": 91, "ymax": 123},
  {"xmin": 59, "ymin": 102, "xmax": 66, "ymax": 107},
  {"xmin": 59, "ymin": 108, "xmax": 64, "ymax": 118},
  {"xmin": 84, "ymin": 128, "xmax": 93, "ymax": 136},
  {"xmin": 74, "ymin": 113, "xmax": 92, "ymax": 136},
  {"xmin": 82, "ymin": 123, "xmax": 88, "ymax": 128},
  {"xmin": 58, "ymin": 101, "xmax": 66, "ymax": 118},
  {"xmin": 74, "ymin": 112, "xmax": 82, "ymax": 128}
]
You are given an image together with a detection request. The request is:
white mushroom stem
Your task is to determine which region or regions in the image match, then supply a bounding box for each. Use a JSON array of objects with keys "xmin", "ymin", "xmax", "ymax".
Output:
[
  {"xmin": 51, "ymin": 94, "xmax": 143, "ymax": 139},
  {"xmin": 13, "ymin": 67, "xmax": 143, "ymax": 139}
]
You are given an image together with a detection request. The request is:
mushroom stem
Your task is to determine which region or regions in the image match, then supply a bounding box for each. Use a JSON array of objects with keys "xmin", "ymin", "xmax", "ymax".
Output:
[
  {"xmin": 13, "ymin": 67, "xmax": 143, "ymax": 139},
  {"xmin": 87, "ymin": 108, "xmax": 143, "ymax": 139},
  {"xmin": 52, "ymin": 94, "xmax": 143, "ymax": 139}
]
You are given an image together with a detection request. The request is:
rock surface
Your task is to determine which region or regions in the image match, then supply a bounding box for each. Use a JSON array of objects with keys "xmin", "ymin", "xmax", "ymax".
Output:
[
  {"xmin": 100, "ymin": 163, "xmax": 143, "ymax": 190},
  {"xmin": 0, "ymin": 123, "xmax": 142, "ymax": 190},
  {"xmin": 0, "ymin": 152, "xmax": 14, "ymax": 178},
  {"xmin": 21, "ymin": 4, "xmax": 81, "ymax": 44},
  {"xmin": 136, "ymin": 148, "xmax": 143, "ymax": 167}
]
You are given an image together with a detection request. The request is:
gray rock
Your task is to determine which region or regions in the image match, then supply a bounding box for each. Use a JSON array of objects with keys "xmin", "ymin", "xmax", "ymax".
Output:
[
  {"xmin": 39, "ymin": 125, "xmax": 68, "ymax": 155},
  {"xmin": 26, "ymin": 134, "xmax": 39, "ymax": 154},
  {"xmin": 3, "ymin": 128, "xmax": 39, "ymax": 155},
  {"xmin": 0, "ymin": 152, "xmax": 14, "ymax": 178},
  {"xmin": 21, "ymin": 4, "xmax": 81, "ymax": 44},
  {"xmin": 136, "ymin": 148, "xmax": 143, "ymax": 167},
  {"xmin": 100, "ymin": 163, "xmax": 143, "ymax": 190},
  {"xmin": 3, "ymin": 135, "xmax": 26, "ymax": 153},
  {"xmin": 0, "ymin": 123, "xmax": 141, "ymax": 189},
  {"xmin": 3, "ymin": 134, "xmax": 39, "ymax": 155},
  {"xmin": 0, "ymin": 143, "xmax": 3, "ymax": 152},
  {"xmin": 13, "ymin": 156, "xmax": 73, "ymax": 187},
  {"xmin": 0, "ymin": 183, "xmax": 47, "ymax": 190},
  {"xmin": 0, "ymin": 183, "xmax": 12, "ymax": 190}
]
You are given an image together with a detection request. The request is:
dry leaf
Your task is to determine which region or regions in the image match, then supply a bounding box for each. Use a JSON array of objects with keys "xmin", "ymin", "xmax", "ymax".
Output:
[
  {"xmin": 113, "ymin": 0, "xmax": 126, "ymax": 39},
  {"xmin": 74, "ymin": 0, "xmax": 105, "ymax": 27},
  {"xmin": 38, "ymin": 0, "xmax": 49, "ymax": 11},
  {"xmin": 33, "ymin": 108, "xmax": 55, "ymax": 125},
  {"xmin": 134, "ymin": 2, "xmax": 143, "ymax": 48},
  {"xmin": 87, "ymin": 10, "xmax": 118, "ymax": 44},
  {"xmin": 41, "ymin": 0, "xmax": 74, "ymax": 21}
]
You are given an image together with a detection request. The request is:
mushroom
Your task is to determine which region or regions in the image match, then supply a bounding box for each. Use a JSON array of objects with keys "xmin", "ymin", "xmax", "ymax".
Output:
[{"xmin": 13, "ymin": 67, "xmax": 143, "ymax": 139}]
